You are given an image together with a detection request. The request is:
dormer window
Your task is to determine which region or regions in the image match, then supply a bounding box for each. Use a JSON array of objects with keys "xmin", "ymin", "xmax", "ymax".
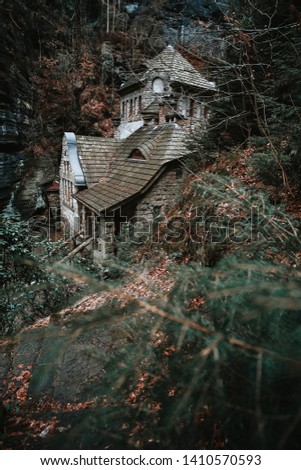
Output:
[
  {"xmin": 128, "ymin": 149, "xmax": 146, "ymax": 160},
  {"xmin": 152, "ymin": 77, "xmax": 164, "ymax": 93}
]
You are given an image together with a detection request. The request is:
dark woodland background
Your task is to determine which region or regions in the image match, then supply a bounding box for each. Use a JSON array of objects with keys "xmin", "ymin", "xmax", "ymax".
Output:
[{"xmin": 1, "ymin": 0, "xmax": 301, "ymax": 450}]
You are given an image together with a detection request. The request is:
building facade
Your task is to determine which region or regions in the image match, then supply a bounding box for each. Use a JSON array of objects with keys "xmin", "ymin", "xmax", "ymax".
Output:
[
  {"xmin": 117, "ymin": 45, "xmax": 215, "ymax": 138},
  {"xmin": 59, "ymin": 45, "xmax": 216, "ymax": 263}
]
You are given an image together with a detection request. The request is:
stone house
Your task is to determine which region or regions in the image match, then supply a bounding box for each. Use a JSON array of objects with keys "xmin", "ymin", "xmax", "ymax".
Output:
[
  {"xmin": 59, "ymin": 45, "xmax": 215, "ymax": 263},
  {"xmin": 117, "ymin": 44, "xmax": 216, "ymax": 138}
]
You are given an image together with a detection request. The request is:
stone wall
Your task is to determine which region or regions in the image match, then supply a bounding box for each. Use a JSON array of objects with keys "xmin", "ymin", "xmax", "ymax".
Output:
[
  {"xmin": 92, "ymin": 215, "xmax": 116, "ymax": 265},
  {"xmin": 118, "ymin": 68, "xmax": 211, "ymax": 138},
  {"xmin": 119, "ymin": 71, "xmax": 171, "ymax": 125},
  {"xmin": 88, "ymin": 167, "xmax": 182, "ymax": 265},
  {"xmin": 59, "ymin": 139, "xmax": 80, "ymax": 237},
  {"xmin": 136, "ymin": 165, "xmax": 181, "ymax": 222}
]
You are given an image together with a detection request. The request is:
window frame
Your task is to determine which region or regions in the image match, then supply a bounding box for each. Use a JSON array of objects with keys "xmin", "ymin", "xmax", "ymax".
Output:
[
  {"xmin": 152, "ymin": 77, "xmax": 164, "ymax": 93},
  {"xmin": 128, "ymin": 148, "xmax": 146, "ymax": 161}
]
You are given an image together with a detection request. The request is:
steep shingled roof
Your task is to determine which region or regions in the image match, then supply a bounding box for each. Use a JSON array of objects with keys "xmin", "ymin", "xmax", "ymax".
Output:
[
  {"xmin": 120, "ymin": 45, "xmax": 215, "ymax": 93},
  {"xmin": 76, "ymin": 135, "xmax": 121, "ymax": 186},
  {"xmin": 75, "ymin": 123, "xmax": 188, "ymax": 214}
]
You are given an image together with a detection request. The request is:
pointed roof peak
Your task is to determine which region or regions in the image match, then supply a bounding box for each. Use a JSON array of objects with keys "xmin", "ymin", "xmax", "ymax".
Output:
[
  {"xmin": 146, "ymin": 46, "xmax": 215, "ymax": 91},
  {"xmin": 120, "ymin": 45, "xmax": 216, "ymax": 93}
]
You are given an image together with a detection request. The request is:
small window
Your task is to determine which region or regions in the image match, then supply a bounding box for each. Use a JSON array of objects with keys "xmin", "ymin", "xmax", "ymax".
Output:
[
  {"xmin": 152, "ymin": 77, "xmax": 164, "ymax": 93},
  {"xmin": 128, "ymin": 149, "xmax": 146, "ymax": 160},
  {"xmin": 189, "ymin": 99, "xmax": 195, "ymax": 118}
]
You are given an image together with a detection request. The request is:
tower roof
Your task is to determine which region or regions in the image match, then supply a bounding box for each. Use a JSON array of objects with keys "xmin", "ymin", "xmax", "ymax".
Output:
[{"xmin": 120, "ymin": 45, "xmax": 215, "ymax": 93}]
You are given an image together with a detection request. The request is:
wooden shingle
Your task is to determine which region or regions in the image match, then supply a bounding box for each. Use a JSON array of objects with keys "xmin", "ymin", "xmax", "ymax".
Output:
[
  {"xmin": 120, "ymin": 45, "xmax": 215, "ymax": 94},
  {"xmin": 76, "ymin": 135, "xmax": 121, "ymax": 186},
  {"xmin": 75, "ymin": 123, "xmax": 188, "ymax": 214}
]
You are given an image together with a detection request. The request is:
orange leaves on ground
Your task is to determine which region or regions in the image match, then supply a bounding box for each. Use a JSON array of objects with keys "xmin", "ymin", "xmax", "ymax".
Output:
[
  {"xmin": 127, "ymin": 372, "xmax": 161, "ymax": 407},
  {"xmin": 153, "ymin": 329, "xmax": 176, "ymax": 357},
  {"xmin": 168, "ymin": 387, "xmax": 177, "ymax": 397},
  {"xmin": 5, "ymin": 394, "xmax": 99, "ymax": 444},
  {"xmin": 128, "ymin": 392, "xmax": 137, "ymax": 404},
  {"xmin": 152, "ymin": 331, "xmax": 168, "ymax": 349},
  {"xmin": 28, "ymin": 417, "xmax": 59, "ymax": 436},
  {"xmin": 65, "ymin": 400, "xmax": 96, "ymax": 412},
  {"xmin": 3, "ymin": 364, "xmax": 32, "ymax": 405},
  {"xmin": 163, "ymin": 345, "xmax": 176, "ymax": 357},
  {"xmin": 31, "ymin": 397, "xmax": 98, "ymax": 415},
  {"xmin": 187, "ymin": 296, "xmax": 205, "ymax": 312}
]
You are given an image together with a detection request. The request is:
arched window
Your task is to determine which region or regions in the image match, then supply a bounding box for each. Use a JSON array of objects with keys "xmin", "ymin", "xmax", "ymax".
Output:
[
  {"xmin": 128, "ymin": 149, "xmax": 146, "ymax": 160},
  {"xmin": 152, "ymin": 77, "xmax": 164, "ymax": 93}
]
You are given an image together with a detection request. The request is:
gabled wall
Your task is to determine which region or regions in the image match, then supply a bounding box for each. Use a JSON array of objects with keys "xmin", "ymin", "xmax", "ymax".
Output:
[{"xmin": 59, "ymin": 136, "xmax": 81, "ymax": 237}]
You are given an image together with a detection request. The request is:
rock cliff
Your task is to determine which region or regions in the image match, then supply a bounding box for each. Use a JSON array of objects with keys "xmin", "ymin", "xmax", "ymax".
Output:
[
  {"xmin": 0, "ymin": 2, "xmax": 56, "ymax": 216},
  {"xmin": 0, "ymin": 2, "xmax": 33, "ymax": 211},
  {"xmin": 0, "ymin": 0, "xmax": 229, "ymax": 217}
]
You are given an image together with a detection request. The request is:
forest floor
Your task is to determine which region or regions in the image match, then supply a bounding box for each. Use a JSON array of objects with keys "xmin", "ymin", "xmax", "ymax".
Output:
[{"xmin": 0, "ymin": 256, "xmax": 176, "ymax": 449}]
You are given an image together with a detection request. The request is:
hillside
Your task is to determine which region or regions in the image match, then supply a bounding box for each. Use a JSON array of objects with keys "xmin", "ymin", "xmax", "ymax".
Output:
[
  {"xmin": 1, "ymin": 0, "xmax": 301, "ymax": 451},
  {"xmin": 0, "ymin": 0, "xmax": 228, "ymax": 216}
]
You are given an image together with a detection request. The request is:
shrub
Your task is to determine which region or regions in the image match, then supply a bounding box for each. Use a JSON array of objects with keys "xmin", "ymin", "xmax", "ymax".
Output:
[{"xmin": 0, "ymin": 213, "xmax": 71, "ymax": 334}]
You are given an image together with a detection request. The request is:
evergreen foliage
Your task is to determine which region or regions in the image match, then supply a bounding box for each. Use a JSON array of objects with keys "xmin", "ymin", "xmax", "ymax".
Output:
[
  {"xmin": 81, "ymin": 175, "xmax": 300, "ymax": 450},
  {"xmin": 2, "ymin": 0, "xmax": 301, "ymax": 452},
  {"xmin": 20, "ymin": 172, "xmax": 301, "ymax": 450},
  {"xmin": 0, "ymin": 213, "xmax": 70, "ymax": 334},
  {"xmin": 102, "ymin": 175, "xmax": 301, "ymax": 450}
]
